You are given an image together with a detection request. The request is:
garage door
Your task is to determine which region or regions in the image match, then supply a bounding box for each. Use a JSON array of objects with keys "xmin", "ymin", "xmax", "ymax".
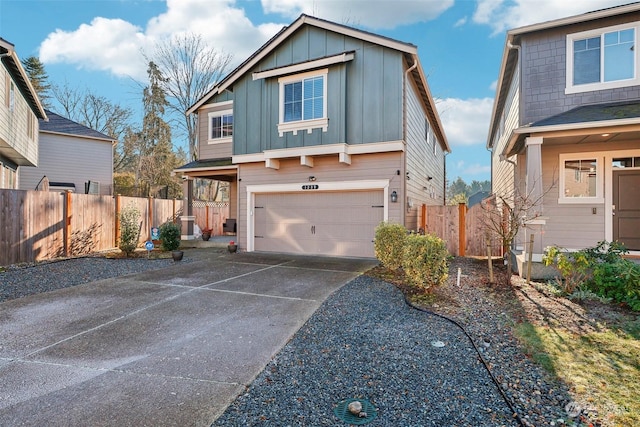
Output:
[{"xmin": 254, "ymin": 191, "xmax": 384, "ymax": 257}]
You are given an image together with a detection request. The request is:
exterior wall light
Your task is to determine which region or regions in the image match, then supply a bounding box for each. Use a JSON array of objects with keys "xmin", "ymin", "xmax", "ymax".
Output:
[{"xmin": 390, "ymin": 190, "xmax": 398, "ymax": 203}]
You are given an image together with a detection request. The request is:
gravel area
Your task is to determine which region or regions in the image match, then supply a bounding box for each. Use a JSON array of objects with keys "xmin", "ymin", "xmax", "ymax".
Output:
[
  {"xmin": 1, "ymin": 254, "xmax": 614, "ymax": 426},
  {"xmin": 0, "ymin": 256, "xmax": 183, "ymax": 302},
  {"xmin": 213, "ymin": 273, "xmax": 519, "ymax": 426}
]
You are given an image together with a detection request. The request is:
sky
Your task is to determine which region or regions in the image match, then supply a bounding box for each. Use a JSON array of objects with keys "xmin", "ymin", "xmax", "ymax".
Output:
[{"xmin": 0, "ymin": 0, "xmax": 634, "ymax": 184}]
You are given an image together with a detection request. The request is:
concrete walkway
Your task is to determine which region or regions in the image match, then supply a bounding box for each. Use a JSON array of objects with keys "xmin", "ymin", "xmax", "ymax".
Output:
[{"xmin": 0, "ymin": 250, "xmax": 377, "ymax": 426}]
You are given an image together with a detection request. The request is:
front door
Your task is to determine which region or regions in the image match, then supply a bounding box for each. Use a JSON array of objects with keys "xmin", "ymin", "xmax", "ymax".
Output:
[{"xmin": 612, "ymin": 169, "xmax": 640, "ymax": 250}]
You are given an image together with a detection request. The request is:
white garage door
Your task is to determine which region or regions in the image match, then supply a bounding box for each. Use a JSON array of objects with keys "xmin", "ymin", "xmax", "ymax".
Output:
[{"xmin": 254, "ymin": 191, "xmax": 384, "ymax": 257}]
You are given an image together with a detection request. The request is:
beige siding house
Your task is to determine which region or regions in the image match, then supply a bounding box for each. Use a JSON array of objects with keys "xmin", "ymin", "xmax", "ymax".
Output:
[
  {"xmin": 488, "ymin": 3, "xmax": 640, "ymax": 266},
  {"xmin": 0, "ymin": 38, "xmax": 47, "ymax": 188},
  {"xmin": 19, "ymin": 110, "xmax": 115, "ymax": 195},
  {"xmin": 177, "ymin": 15, "xmax": 449, "ymax": 258}
]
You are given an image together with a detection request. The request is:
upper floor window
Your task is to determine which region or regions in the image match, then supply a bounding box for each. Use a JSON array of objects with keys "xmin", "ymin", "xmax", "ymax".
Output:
[
  {"xmin": 207, "ymin": 106, "xmax": 233, "ymax": 144},
  {"xmin": 567, "ymin": 23, "xmax": 638, "ymax": 94},
  {"xmin": 278, "ymin": 69, "xmax": 328, "ymax": 136}
]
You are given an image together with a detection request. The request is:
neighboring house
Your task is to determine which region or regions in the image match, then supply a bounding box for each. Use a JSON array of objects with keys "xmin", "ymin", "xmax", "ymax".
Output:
[
  {"xmin": 0, "ymin": 38, "xmax": 47, "ymax": 189},
  {"xmin": 177, "ymin": 14, "xmax": 449, "ymax": 258},
  {"xmin": 488, "ymin": 3, "xmax": 640, "ymax": 265},
  {"xmin": 19, "ymin": 110, "xmax": 115, "ymax": 195}
]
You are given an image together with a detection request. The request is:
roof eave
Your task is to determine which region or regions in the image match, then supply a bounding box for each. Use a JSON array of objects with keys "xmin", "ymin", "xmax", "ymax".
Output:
[{"xmin": 187, "ymin": 14, "xmax": 419, "ymax": 115}]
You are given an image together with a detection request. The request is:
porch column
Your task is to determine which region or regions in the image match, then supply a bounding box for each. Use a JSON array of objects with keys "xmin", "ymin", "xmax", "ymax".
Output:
[
  {"xmin": 524, "ymin": 136, "xmax": 545, "ymax": 261},
  {"xmin": 180, "ymin": 177, "xmax": 195, "ymax": 240}
]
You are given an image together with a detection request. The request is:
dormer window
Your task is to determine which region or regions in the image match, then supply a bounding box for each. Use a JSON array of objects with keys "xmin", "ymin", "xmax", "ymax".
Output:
[
  {"xmin": 566, "ymin": 23, "xmax": 638, "ymax": 94},
  {"xmin": 278, "ymin": 69, "xmax": 328, "ymax": 136}
]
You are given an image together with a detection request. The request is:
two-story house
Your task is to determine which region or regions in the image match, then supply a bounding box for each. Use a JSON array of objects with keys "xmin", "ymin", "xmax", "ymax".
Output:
[
  {"xmin": 1, "ymin": 38, "xmax": 47, "ymax": 188},
  {"xmin": 177, "ymin": 15, "xmax": 449, "ymax": 258},
  {"xmin": 19, "ymin": 110, "xmax": 116, "ymax": 195},
  {"xmin": 488, "ymin": 3, "xmax": 640, "ymax": 269}
]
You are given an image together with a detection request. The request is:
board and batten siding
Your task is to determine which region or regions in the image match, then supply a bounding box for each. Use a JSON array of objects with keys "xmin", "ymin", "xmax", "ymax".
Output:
[
  {"xmin": 404, "ymin": 75, "xmax": 444, "ymax": 231},
  {"xmin": 236, "ymin": 152, "xmax": 403, "ymax": 249},
  {"xmin": 19, "ymin": 133, "xmax": 113, "ymax": 195},
  {"xmin": 0, "ymin": 69, "xmax": 39, "ymax": 169},
  {"xmin": 232, "ymin": 26, "xmax": 404, "ymax": 156},
  {"xmin": 520, "ymin": 11, "xmax": 640, "ymax": 126}
]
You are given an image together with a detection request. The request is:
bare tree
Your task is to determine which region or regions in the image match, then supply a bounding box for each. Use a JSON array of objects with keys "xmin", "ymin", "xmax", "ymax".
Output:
[
  {"xmin": 145, "ymin": 33, "xmax": 233, "ymax": 161},
  {"xmin": 480, "ymin": 171, "xmax": 557, "ymax": 284}
]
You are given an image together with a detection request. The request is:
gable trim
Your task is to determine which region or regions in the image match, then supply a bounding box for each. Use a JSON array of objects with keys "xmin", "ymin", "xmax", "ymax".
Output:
[{"xmin": 253, "ymin": 51, "xmax": 354, "ymax": 80}]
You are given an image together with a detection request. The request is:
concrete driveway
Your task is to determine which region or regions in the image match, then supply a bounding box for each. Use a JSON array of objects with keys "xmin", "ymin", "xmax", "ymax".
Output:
[{"xmin": 0, "ymin": 250, "xmax": 377, "ymax": 426}]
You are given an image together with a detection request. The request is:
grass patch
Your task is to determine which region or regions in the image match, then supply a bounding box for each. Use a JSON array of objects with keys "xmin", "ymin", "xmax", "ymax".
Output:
[{"xmin": 515, "ymin": 322, "xmax": 640, "ymax": 426}]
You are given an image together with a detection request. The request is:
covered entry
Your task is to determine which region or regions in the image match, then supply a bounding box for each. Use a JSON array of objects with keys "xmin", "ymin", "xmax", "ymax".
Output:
[{"xmin": 253, "ymin": 190, "xmax": 385, "ymax": 258}]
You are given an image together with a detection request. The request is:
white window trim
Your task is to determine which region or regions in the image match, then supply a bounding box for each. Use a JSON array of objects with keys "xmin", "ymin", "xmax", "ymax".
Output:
[
  {"xmin": 566, "ymin": 22, "xmax": 640, "ymax": 94},
  {"xmin": 278, "ymin": 69, "xmax": 328, "ymax": 137},
  {"xmin": 208, "ymin": 108, "xmax": 233, "ymax": 145},
  {"xmin": 558, "ymin": 153, "xmax": 604, "ymax": 204}
]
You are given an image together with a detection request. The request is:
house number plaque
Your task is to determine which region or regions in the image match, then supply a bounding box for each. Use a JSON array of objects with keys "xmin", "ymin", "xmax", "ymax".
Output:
[{"xmin": 302, "ymin": 184, "xmax": 319, "ymax": 190}]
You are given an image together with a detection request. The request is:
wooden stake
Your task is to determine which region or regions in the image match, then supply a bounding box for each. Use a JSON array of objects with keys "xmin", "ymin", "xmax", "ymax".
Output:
[{"xmin": 527, "ymin": 234, "xmax": 535, "ymax": 285}]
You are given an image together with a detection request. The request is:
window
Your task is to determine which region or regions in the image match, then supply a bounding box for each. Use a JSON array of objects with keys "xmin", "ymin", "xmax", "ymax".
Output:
[
  {"xmin": 559, "ymin": 155, "xmax": 602, "ymax": 203},
  {"xmin": 207, "ymin": 109, "xmax": 233, "ymax": 144},
  {"xmin": 278, "ymin": 69, "xmax": 328, "ymax": 136},
  {"xmin": 567, "ymin": 23, "xmax": 638, "ymax": 94},
  {"xmin": 612, "ymin": 157, "xmax": 640, "ymax": 168}
]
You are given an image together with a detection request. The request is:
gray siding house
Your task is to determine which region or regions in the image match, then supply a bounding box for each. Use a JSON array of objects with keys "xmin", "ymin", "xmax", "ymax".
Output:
[
  {"xmin": 0, "ymin": 38, "xmax": 47, "ymax": 189},
  {"xmin": 488, "ymin": 3, "xmax": 640, "ymax": 263},
  {"xmin": 19, "ymin": 110, "xmax": 115, "ymax": 195},
  {"xmin": 177, "ymin": 14, "xmax": 449, "ymax": 258}
]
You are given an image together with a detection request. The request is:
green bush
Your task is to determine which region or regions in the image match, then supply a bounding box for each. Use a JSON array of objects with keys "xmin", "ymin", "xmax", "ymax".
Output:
[
  {"xmin": 374, "ymin": 222, "xmax": 407, "ymax": 270},
  {"xmin": 118, "ymin": 202, "xmax": 141, "ymax": 256},
  {"xmin": 402, "ymin": 233, "xmax": 449, "ymax": 292},
  {"xmin": 159, "ymin": 221, "xmax": 181, "ymax": 251},
  {"xmin": 544, "ymin": 241, "xmax": 640, "ymax": 311}
]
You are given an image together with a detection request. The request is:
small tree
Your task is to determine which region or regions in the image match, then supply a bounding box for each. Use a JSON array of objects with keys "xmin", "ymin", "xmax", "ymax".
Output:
[
  {"xmin": 159, "ymin": 221, "xmax": 181, "ymax": 251},
  {"xmin": 118, "ymin": 203, "xmax": 141, "ymax": 256}
]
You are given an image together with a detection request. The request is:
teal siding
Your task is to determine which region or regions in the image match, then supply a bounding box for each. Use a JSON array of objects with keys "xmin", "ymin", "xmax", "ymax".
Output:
[{"xmin": 232, "ymin": 26, "xmax": 405, "ymax": 155}]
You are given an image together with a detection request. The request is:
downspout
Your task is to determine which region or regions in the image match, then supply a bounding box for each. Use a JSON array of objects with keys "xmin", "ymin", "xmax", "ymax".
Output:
[{"xmin": 401, "ymin": 55, "xmax": 418, "ymax": 224}]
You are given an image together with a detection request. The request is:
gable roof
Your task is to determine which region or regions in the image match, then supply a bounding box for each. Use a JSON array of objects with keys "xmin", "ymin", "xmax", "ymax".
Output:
[
  {"xmin": 0, "ymin": 37, "xmax": 47, "ymax": 120},
  {"xmin": 487, "ymin": 2, "xmax": 640, "ymax": 148},
  {"xmin": 187, "ymin": 14, "xmax": 449, "ymax": 152},
  {"xmin": 40, "ymin": 110, "xmax": 116, "ymax": 143}
]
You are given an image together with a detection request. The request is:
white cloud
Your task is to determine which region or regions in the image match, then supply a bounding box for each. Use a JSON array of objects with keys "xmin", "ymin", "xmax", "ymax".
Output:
[
  {"xmin": 489, "ymin": 80, "xmax": 497, "ymax": 91},
  {"xmin": 261, "ymin": 0, "xmax": 454, "ymax": 29},
  {"xmin": 454, "ymin": 16, "xmax": 468, "ymax": 28},
  {"xmin": 436, "ymin": 97, "xmax": 494, "ymax": 147},
  {"xmin": 40, "ymin": 17, "xmax": 149, "ymax": 79},
  {"xmin": 39, "ymin": 0, "xmax": 285, "ymax": 81},
  {"xmin": 473, "ymin": 0, "xmax": 633, "ymax": 35},
  {"xmin": 38, "ymin": 0, "xmax": 456, "ymax": 82}
]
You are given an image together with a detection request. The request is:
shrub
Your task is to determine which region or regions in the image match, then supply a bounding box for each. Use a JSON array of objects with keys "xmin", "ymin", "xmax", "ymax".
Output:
[
  {"xmin": 159, "ymin": 221, "xmax": 181, "ymax": 251},
  {"xmin": 402, "ymin": 233, "xmax": 449, "ymax": 292},
  {"xmin": 545, "ymin": 241, "xmax": 640, "ymax": 311},
  {"xmin": 543, "ymin": 246, "xmax": 590, "ymax": 294},
  {"xmin": 118, "ymin": 202, "xmax": 141, "ymax": 256},
  {"xmin": 374, "ymin": 222, "xmax": 407, "ymax": 270}
]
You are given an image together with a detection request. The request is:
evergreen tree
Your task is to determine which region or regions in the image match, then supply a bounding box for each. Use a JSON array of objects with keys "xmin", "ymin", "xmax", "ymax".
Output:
[
  {"xmin": 134, "ymin": 62, "xmax": 183, "ymax": 198},
  {"xmin": 21, "ymin": 56, "xmax": 51, "ymax": 108}
]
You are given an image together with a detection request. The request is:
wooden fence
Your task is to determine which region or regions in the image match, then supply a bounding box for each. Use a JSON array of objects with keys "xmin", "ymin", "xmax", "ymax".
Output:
[
  {"xmin": 0, "ymin": 189, "xmax": 228, "ymax": 266},
  {"xmin": 424, "ymin": 203, "xmax": 503, "ymax": 257}
]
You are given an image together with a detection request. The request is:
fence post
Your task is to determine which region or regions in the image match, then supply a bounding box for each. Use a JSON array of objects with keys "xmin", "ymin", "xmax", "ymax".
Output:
[
  {"xmin": 172, "ymin": 198, "xmax": 176, "ymax": 222},
  {"xmin": 420, "ymin": 204, "xmax": 426, "ymax": 231},
  {"xmin": 64, "ymin": 191, "xmax": 72, "ymax": 257},
  {"xmin": 148, "ymin": 196, "xmax": 153, "ymax": 241},
  {"xmin": 115, "ymin": 195, "xmax": 121, "ymax": 247},
  {"xmin": 458, "ymin": 203, "xmax": 466, "ymax": 257}
]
